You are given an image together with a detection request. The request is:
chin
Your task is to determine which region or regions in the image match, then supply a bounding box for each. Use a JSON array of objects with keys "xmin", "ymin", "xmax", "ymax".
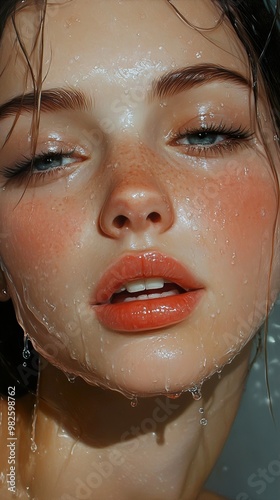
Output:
[{"xmin": 74, "ymin": 347, "xmax": 237, "ymax": 399}]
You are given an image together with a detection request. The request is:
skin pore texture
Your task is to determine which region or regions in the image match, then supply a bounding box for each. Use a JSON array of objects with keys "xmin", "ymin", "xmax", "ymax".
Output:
[{"xmin": 0, "ymin": 0, "xmax": 279, "ymax": 499}]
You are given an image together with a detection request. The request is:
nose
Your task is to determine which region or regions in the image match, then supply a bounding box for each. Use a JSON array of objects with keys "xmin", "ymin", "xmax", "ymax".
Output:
[{"xmin": 99, "ymin": 152, "xmax": 174, "ymax": 238}]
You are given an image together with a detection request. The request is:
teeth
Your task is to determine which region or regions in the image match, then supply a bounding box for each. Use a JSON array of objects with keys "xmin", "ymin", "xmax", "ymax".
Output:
[
  {"xmin": 125, "ymin": 278, "xmax": 165, "ymax": 293},
  {"xmin": 145, "ymin": 278, "xmax": 165, "ymax": 290},
  {"xmin": 126, "ymin": 280, "xmax": 146, "ymax": 293},
  {"xmin": 124, "ymin": 290, "xmax": 179, "ymax": 302}
]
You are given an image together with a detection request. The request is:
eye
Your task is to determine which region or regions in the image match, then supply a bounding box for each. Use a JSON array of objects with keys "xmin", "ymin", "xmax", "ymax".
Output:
[
  {"xmin": 179, "ymin": 130, "xmax": 226, "ymax": 147},
  {"xmin": 31, "ymin": 151, "xmax": 76, "ymax": 172},
  {"xmin": 1, "ymin": 148, "xmax": 84, "ymax": 186},
  {"xmin": 170, "ymin": 122, "xmax": 253, "ymax": 157}
]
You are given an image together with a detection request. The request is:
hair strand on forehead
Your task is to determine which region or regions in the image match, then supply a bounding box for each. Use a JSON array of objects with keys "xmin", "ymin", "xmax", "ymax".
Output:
[
  {"xmin": 166, "ymin": 0, "xmax": 225, "ymax": 31},
  {"xmin": 9, "ymin": 0, "xmax": 47, "ymax": 199}
]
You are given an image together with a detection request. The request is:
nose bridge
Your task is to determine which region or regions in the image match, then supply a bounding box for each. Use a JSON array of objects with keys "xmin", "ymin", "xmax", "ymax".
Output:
[{"xmin": 99, "ymin": 142, "xmax": 174, "ymax": 237}]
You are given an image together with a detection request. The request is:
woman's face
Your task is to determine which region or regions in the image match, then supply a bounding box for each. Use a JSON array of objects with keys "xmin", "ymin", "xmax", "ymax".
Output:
[{"xmin": 0, "ymin": 0, "xmax": 279, "ymax": 397}]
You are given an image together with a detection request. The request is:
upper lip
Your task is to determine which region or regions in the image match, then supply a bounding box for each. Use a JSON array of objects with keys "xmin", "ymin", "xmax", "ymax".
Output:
[{"xmin": 92, "ymin": 251, "xmax": 204, "ymax": 305}]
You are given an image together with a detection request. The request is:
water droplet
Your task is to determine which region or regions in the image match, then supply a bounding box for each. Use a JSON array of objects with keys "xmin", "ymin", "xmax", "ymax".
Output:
[
  {"xmin": 130, "ymin": 397, "xmax": 138, "ymax": 408},
  {"xmin": 199, "ymin": 407, "xmax": 204, "ymax": 414},
  {"xmin": 23, "ymin": 362, "xmax": 27, "ymax": 368},
  {"xmin": 22, "ymin": 335, "xmax": 31, "ymax": 360},
  {"xmin": 200, "ymin": 418, "xmax": 208, "ymax": 426},
  {"xmin": 189, "ymin": 385, "xmax": 202, "ymax": 401},
  {"xmin": 196, "ymin": 51, "xmax": 202, "ymax": 59},
  {"xmin": 65, "ymin": 373, "xmax": 76, "ymax": 383},
  {"xmin": 31, "ymin": 441, "xmax": 37, "ymax": 452}
]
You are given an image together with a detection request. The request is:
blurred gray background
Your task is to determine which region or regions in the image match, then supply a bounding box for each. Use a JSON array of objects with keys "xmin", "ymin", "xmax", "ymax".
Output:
[{"xmin": 206, "ymin": 297, "xmax": 280, "ymax": 499}]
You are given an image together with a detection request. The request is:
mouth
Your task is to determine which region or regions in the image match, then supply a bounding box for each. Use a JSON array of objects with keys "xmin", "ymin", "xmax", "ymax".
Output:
[{"xmin": 92, "ymin": 251, "xmax": 204, "ymax": 332}]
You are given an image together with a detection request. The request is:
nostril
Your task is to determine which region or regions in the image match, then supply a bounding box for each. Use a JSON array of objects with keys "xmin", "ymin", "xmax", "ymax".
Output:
[
  {"xmin": 147, "ymin": 211, "xmax": 161, "ymax": 223},
  {"xmin": 113, "ymin": 215, "xmax": 128, "ymax": 229},
  {"xmin": 113, "ymin": 212, "xmax": 161, "ymax": 228}
]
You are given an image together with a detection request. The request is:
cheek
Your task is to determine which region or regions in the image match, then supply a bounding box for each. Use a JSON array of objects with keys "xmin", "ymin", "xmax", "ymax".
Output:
[
  {"xmin": 198, "ymin": 168, "xmax": 277, "ymax": 254},
  {"xmin": 177, "ymin": 162, "xmax": 279, "ymax": 317},
  {"xmin": 0, "ymin": 197, "xmax": 84, "ymax": 272},
  {"xmin": 224, "ymin": 173, "xmax": 276, "ymax": 259}
]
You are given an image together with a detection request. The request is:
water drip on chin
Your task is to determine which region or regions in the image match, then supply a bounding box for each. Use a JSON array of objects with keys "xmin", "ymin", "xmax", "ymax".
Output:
[
  {"xmin": 65, "ymin": 372, "xmax": 77, "ymax": 384},
  {"xmin": 130, "ymin": 396, "xmax": 138, "ymax": 408},
  {"xmin": 189, "ymin": 384, "xmax": 202, "ymax": 401}
]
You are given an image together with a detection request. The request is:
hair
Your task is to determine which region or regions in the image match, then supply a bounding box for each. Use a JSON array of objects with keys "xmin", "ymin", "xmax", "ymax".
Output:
[{"xmin": 0, "ymin": 0, "xmax": 279, "ymax": 397}]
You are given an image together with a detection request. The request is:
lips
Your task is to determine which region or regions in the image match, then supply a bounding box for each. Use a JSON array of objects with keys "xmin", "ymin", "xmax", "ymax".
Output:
[{"xmin": 92, "ymin": 251, "xmax": 204, "ymax": 332}]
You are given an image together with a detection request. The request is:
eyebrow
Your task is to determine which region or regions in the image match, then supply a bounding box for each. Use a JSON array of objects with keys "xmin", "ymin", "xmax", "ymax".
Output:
[
  {"xmin": 0, "ymin": 64, "xmax": 250, "ymax": 120},
  {"xmin": 150, "ymin": 64, "xmax": 251, "ymax": 100},
  {"xmin": 0, "ymin": 87, "xmax": 92, "ymax": 120}
]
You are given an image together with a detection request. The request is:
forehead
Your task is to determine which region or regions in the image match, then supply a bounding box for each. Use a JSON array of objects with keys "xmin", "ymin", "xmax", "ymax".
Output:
[{"xmin": 0, "ymin": 0, "xmax": 249, "ymax": 99}]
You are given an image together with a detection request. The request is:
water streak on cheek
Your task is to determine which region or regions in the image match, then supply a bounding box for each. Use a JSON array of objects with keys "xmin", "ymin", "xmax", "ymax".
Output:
[{"xmin": 7, "ymin": 199, "xmax": 84, "ymax": 265}]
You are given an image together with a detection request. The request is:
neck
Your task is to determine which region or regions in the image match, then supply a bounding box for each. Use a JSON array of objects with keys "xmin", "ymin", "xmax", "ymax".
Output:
[{"xmin": 19, "ymin": 343, "xmax": 252, "ymax": 500}]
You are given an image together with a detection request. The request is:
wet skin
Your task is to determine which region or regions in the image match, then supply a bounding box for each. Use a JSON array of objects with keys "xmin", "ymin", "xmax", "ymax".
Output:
[{"xmin": 0, "ymin": 1, "xmax": 279, "ymax": 498}]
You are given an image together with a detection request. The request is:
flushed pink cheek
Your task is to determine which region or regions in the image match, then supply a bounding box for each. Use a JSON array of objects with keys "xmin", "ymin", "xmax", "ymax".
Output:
[
  {"xmin": 2, "ymin": 198, "xmax": 84, "ymax": 272},
  {"xmin": 203, "ymin": 170, "xmax": 277, "ymax": 250}
]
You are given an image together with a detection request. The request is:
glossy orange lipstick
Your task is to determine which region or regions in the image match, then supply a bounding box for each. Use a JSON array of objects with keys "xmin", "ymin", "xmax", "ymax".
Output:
[{"xmin": 92, "ymin": 251, "xmax": 204, "ymax": 332}]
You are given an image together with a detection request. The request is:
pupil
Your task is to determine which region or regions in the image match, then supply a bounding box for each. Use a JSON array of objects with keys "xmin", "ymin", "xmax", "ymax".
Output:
[{"xmin": 35, "ymin": 155, "xmax": 61, "ymax": 171}]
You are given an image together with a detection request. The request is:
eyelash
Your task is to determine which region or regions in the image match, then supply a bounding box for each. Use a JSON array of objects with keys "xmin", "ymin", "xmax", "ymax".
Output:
[
  {"xmin": 2, "ymin": 149, "xmax": 77, "ymax": 185},
  {"xmin": 170, "ymin": 122, "xmax": 253, "ymax": 156}
]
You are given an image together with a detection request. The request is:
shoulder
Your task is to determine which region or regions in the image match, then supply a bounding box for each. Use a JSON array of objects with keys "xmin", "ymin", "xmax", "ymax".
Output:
[{"xmin": 198, "ymin": 491, "xmax": 229, "ymax": 500}]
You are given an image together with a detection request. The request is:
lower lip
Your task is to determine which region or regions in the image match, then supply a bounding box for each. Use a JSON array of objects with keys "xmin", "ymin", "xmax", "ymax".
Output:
[{"xmin": 94, "ymin": 289, "xmax": 203, "ymax": 332}]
